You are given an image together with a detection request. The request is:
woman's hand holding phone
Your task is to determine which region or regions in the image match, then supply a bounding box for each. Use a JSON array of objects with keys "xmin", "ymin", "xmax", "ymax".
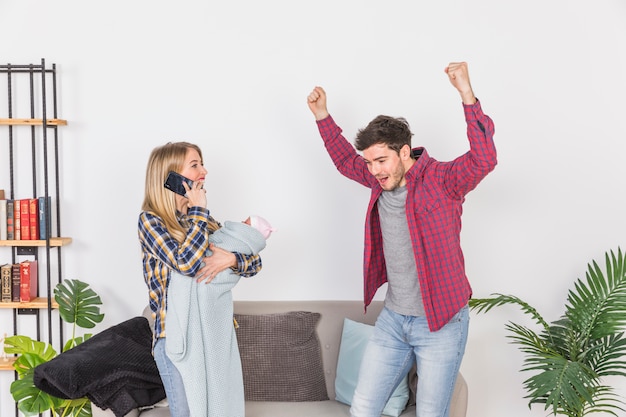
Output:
[
  {"xmin": 181, "ymin": 179, "xmax": 207, "ymax": 209},
  {"xmin": 164, "ymin": 171, "xmax": 206, "ymax": 209}
]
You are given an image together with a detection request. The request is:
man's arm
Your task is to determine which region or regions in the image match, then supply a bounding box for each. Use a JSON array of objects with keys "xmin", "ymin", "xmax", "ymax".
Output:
[
  {"xmin": 445, "ymin": 62, "xmax": 477, "ymax": 105},
  {"xmin": 306, "ymin": 86, "xmax": 376, "ymax": 188},
  {"xmin": 441, "ymin": 62, "xmax": 497, "ymax": 198},
  {"xmin": 307, "ymin": 86, "xmax": 330, "ymax": 120}
]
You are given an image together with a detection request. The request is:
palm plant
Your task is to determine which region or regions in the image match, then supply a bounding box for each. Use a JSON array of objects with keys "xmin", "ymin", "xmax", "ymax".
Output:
[
  {"xmin": 469, "ymin": 248, "xmax": 626, "ymax": 417},
  {"xmin": 3, "ymin": 279, "xmax": 104, "ymax": 417}
]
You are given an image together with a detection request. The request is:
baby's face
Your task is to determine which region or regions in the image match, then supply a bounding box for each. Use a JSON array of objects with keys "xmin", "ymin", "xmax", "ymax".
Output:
[{"xmin": 243, "ymin": 217, "xmax": 251, "ymax": 225}]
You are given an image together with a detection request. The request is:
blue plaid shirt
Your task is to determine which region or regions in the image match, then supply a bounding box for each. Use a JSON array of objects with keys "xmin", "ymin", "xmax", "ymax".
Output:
[{"xmin": 138, "ymin": 206, "xmax": 262, "ymax": 339}]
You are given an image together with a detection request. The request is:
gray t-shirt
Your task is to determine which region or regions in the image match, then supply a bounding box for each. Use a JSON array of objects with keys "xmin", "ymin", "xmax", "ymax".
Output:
[{"xmin": 378, "ymin": 186, "xmax": 425, "ymax": 316}]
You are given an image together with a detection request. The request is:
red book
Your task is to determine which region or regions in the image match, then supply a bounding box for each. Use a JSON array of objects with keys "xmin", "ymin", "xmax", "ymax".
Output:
[
  {"xmin": 29, "ymin": 198, "xmax": 39, "ymax": 240},
  {"xmin": 13, "ymin": 200, "xmax": 21, "ymax": 240},
  {"xmin": 19, "ymin": 260, "xmax": 38, "ymax": 302},
  {"xmin": 20, "ymin": 199, "xmax": 30, "ymax": 240}
]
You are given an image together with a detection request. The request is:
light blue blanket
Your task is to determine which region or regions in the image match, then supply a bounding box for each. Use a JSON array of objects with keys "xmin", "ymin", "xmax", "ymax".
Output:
[{"xmin": 166, "ymin": 221, "xmax": 266, "ymax": 417}]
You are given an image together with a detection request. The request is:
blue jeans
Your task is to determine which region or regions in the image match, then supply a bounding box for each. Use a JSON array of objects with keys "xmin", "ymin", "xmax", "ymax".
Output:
[
  {"xmin": 350, "ymin": 306, "xmax": 469, "ymax": 417},
  {"xmin": 153, "ymin": 337, "xmax": 190, "ymax": 417}
]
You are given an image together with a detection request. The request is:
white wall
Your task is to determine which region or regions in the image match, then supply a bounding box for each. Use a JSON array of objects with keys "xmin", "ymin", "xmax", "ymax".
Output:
[{"xmin": 1, "ymin": 0, "xmax": 625, "ymax": 416}]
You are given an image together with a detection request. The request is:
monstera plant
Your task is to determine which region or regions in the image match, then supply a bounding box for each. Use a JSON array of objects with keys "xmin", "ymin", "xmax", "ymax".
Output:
[
  {"xmin": 469, "ymin": 248, "xmax": 626, "ymax": 417},
  {"xmin": 3, "ymin": 279, "xmax": 104, "ymax": 417}
]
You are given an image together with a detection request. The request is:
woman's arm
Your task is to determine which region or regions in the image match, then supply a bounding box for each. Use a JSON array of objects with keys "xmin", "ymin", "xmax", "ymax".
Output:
[
  {"xmin": 195, "ymin": 244, "xmax": 263, "ymax": 283},
  {"xmin": 138, "ymin": 209, "xmax": 210, "ymax": 276}
]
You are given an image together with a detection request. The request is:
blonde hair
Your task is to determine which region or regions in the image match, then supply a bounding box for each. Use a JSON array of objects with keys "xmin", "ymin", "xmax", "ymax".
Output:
[{"xmin": 141, "ymin": 142, "xmax": 218, "ymax": 243}]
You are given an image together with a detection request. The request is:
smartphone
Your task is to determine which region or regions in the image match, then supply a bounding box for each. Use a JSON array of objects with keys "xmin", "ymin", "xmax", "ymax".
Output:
[{"xmin": 164, "ymin": 171, "xmax": 194, "ymax": 196}]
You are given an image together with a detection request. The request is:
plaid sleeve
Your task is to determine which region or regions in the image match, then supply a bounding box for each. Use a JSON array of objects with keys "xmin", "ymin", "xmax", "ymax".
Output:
[
  {"xmin": 233, "ymin": 252, "xmax": 262, "ymax": 277},
  {"xmin": 317, "ymin": 115, "xmax": 375, "ymax": 188},
  {"xmin": 138, "ymin": 209, "xmax": 210, "ymax": 276},
  {"xmin": 442, "ymin": 99, "xmax": 497, "ymax": 198}
]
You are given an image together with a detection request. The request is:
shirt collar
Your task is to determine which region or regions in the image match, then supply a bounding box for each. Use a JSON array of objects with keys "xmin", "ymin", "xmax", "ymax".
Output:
[{"xmin": 405, "ymin": 147, "xmax": 430, "ymax": 183}]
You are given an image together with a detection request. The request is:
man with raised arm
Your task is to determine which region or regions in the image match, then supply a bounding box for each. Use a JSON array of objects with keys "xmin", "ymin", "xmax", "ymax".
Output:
[{"xmin": 306, "ymin": 62, "xmax": 496, "ymax": 417}]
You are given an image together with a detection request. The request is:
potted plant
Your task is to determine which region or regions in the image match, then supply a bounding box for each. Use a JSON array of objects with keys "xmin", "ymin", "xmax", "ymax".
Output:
[
  {"xmin": 3, "ymin": 279, "xmax": 104, "ymax": 417},
  {"xmin": 469, "ymin": 248, "xmax": 626, "ymax": 417}
]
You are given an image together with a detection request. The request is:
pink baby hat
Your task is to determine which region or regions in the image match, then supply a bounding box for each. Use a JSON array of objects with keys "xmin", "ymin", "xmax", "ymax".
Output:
[{"xmin": 249, "ymin": 215, "xmax": 276, "ymax": 239}]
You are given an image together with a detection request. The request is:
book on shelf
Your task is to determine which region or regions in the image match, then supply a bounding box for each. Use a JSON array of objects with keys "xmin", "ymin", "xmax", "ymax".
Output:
[
  {"xmin": 29, "ymin": 198, "xmax": 39, "ymax": 241},
  {"xmin": 6, "ymin": 200, "xmax": 14, "ymax": 240},
  {"xmin": 19, "ymin": 260, "xmax": 37, "ymax": 302},
  {"xmin": 1, "ymin": 264, "xmax": 11, "ymax": 302},
  {"xmin": 0, "ymin": 189, "xmax": 4, "ymax": 199},
  {"xmin": 0, "ymin": 199, "xmax": 6, "ymax": 240},
  {"xmin": 11, "ymin": 263, "xmax": 20, "ymax": 302},
  {"xmin": 38, "ymin": 196, "xmax": 51, "ymax": 240},
  {"xmin": 11, "ymin": 264, "xmax": 20, "ymax": 303},
  {"xmin": 13, "ymin": 199, "xmax": 20, "ymax": 240},
  {"xmin": 20, "ymin": 199, "xmax": 30, "ymax": 240}
]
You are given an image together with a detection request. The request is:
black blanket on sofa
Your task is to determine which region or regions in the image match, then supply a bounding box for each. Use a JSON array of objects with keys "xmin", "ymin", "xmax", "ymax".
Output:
[{"xmin": 34, "ymin": 316, "xmax": 166, "ymax": 417}]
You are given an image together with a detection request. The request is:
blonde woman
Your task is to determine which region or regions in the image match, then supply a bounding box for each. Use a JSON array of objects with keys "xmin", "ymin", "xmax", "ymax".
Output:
[{"xmin": 138, "ymin": 141, "xmax": 262, "ymax": 417}]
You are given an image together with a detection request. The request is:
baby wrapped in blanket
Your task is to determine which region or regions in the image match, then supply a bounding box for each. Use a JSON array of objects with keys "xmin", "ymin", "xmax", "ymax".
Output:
[{"xmin": 166, "ymin": 215, "xmax": 274, "ymax": 417}]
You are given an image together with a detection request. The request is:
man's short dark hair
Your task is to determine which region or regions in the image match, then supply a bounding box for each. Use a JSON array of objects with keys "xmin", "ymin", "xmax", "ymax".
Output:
[{"xmin": 354, "ymin": 115, "xmax": 413, "ymax": 153}]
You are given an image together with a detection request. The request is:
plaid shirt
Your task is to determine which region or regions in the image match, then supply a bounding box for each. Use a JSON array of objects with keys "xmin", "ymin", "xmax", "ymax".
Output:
[
  {"xmin": 138, "ymin": 206, "xmax": 262, "ymax": 339},
  {"xmin": 316, "ymin": 100, "xmax": 496, "ymax": 331}
]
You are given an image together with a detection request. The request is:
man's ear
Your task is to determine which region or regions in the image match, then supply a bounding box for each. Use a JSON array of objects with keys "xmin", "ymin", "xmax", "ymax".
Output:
[{"xmin": 400, "ymin": 144, "xmax": 412, "ymax": 160}]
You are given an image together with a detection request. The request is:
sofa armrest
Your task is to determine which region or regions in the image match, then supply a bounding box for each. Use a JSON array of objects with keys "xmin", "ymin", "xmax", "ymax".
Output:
[{"xmin": 450, "ymin": 372, "xmax": 468, "ymax": 417}]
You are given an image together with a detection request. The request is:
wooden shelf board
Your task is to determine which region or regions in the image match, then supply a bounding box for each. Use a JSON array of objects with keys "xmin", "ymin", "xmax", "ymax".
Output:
[
  {"xmin": 0, "ymin": 357, "xmax": 17, "ymax": 371},
  {"xmin": 0, "ymin": 118, "xmax": 67, "ymax": 126},
  {"xmin": 0, "ymin": 297, "xmax": 59, "ymax": 309},
  {"xmin": 0, "ymin": 237, "xmax": 72, "ymax": 247}
]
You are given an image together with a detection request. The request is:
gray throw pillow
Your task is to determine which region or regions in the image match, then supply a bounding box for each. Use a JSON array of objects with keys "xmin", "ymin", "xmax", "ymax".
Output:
[{"xmin": 234, "ymin": 311, "xmax": 329, "ymax": 402}]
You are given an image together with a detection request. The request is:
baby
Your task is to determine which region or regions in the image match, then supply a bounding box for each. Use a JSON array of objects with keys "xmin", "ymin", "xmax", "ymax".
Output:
[{"xmin": 243, "ymin": 215, "xmax": 276, "ymax": 240}]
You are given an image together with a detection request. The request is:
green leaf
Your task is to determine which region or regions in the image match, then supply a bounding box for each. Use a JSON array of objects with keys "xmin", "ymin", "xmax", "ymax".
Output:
[
  {"xmin": 3, "ymin": 336, "xmax": 58, "ymax": 377},
  {"xmin": 4, "ymin": 335, "xmax": 57, "ymax": 359},
  {"xmin": 56, "ymin": 398, "xmax": 92, "ymax": 417},
  {"xmin": 566, "ymin": 249, "xmax": 626, "ymax": 341},
  {"xmin": 13, "ymin": 352, "xmax": 52, "ymax": 377},
  {"xmin": 63, "ymin": 334, "xmax": 93, "ymax": 353},
  {"xmin": 54, "ymin": 279, "xmax": 104, "ymax": 329},
  {"xmin": 10, "ymin": 369, "xmax": 62, "ymax": 416},
  {"xmin": 469, "ymin": 293, "xmax": 550, "ymax": 332}
]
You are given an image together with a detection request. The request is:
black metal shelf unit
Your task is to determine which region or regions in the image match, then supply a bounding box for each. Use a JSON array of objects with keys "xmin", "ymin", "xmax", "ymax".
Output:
[{"xmin": 0, "ymin": 58, "xmax": 70, "ymax": 416}]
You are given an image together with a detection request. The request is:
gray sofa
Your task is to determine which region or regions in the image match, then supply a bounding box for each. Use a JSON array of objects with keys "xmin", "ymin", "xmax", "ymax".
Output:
[{"xmin": 93, "ymin": 300, "xmax": 468, "ymax": 417}]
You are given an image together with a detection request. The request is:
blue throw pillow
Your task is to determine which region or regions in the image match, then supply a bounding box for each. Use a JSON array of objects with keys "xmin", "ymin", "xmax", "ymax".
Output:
[{"xmin": 335, "ymin": 318, "xmax": 410, "ymax": 416}]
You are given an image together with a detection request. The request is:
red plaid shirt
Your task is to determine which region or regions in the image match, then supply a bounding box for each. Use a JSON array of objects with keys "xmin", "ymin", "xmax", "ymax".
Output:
[{"xmin": 316, "ymin": 100, "xmax": 496, "ymax": 331}]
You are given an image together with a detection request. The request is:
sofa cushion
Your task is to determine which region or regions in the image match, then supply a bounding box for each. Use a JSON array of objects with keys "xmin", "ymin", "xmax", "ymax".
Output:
[
  {"xmin": 335, "ymin": 318, "xmax": 410, "ymax": 417},
  {"xmin": 234, "ymin": 311, "xmax": 329, "ymax": 402},
  {"xmin": 246, "ymin": 400, "xmax": 420, "ymax": 416}
]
